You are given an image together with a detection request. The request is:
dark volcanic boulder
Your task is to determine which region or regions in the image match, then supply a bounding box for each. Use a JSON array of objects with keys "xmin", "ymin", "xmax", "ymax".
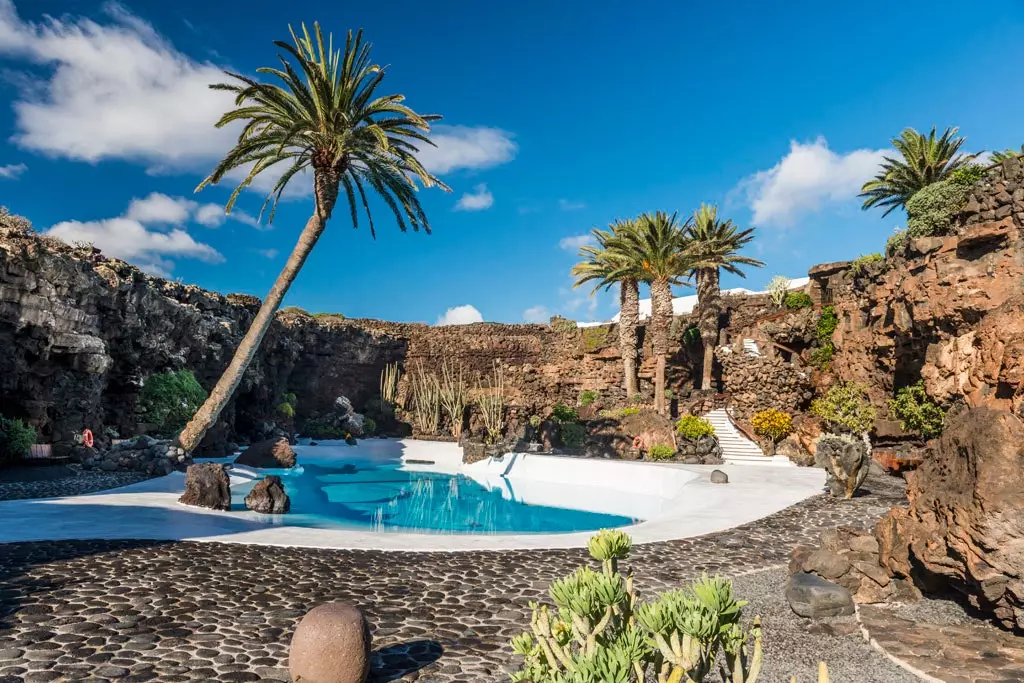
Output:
[
  {"xmin": 245, "ymin": 475, "xmax": 290, "ymax": 514},
  {"xmin": 876, "ymin": 407, "xmax": 1024, "ymax": 630},
  {"xmin": 815, "ymin": 433, "xmax": 869, "ymax": 498},
  {"xmin": 786, "ymin": 571, "xmax": 855, "ymax": 618},
  {"xmin": 235, "ymin": 437, "xmax": 296, "ymax": 468},
  {"xmin": 178, "ymin": 463, "xmax": 231, "ymax": 510}
]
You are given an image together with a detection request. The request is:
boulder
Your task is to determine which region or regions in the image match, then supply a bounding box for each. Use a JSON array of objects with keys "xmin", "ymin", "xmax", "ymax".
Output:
[
  {"xmin": 289, "ymin": 603, "xmax": 371, "ymax": 683},
  {"xmin": 245, "ymin": 475, "xmax": 290, "ymax": 514},
  {"xmin": 235, "ymin": 437, "xmax": 296, "ymax": 468},
  {"xmin": 815, "ymin": 433, "xmax": 869, "ymax": 498},
  {"xmin": 876, "ymin": 407, "xmax": 1024, "ymax": 630},
  {"xmin": 178, "ymin": 463, "xmax": 231, "ymax": 511},
  {"xmin": 785, "ymin": 572, "xmax": 855, "ymax": 618},
  {"xmin": 710, "ymin": 469, "xmax": 729, "ymax": 484}
]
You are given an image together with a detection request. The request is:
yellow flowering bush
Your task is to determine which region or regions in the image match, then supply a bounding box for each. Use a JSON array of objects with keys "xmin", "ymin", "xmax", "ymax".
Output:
[{"xmin": 751, "ymin": 409, "xmax": 793, "ymax": 443}]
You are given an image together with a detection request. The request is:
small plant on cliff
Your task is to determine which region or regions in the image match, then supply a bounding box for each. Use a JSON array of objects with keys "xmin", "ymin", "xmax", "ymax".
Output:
[
  {"xmin": 277, "ymin": 401, "xmax": 295, "ymax": 418},
  {"xmin": 784, "ymin": 291, "xmax": 813, "ymax": 309},
  {"xmin": 885, "ymin": 227, "xmax": 910, "ymax": 256},
  {"xmin": 139, "ymin": 370, "xmax": 208, "ymax": 434},
  {"xmin": 438, "ymin": 359, "xmax": 468, "ymax": 439},
  {"xmin": 647, "ymin": 444, "xmax": 676, "ymax": 460},
  {"xmin": 510, "ymin": 529, "xmax": 815, "ymax": 683},
  {"xmin": 581, "ymin": 326, "xmax": 610, "ymax": 352},
  {"xmin": 549, "ymin": 316, "xmax": 578, "ymax": 334},
  {"xmin": 850, "ymin": 253, "xmax": 883, "ymax": 276},
  {"xmin": 578, "ymin": 390, "xmax": 599, "ymax": 407},
  {"xmin": 888, "ymin": 381, "xmax": 946, "ymax": 439},
  {"xmin": 560, "ymin": 422, "xmax": 588, "ymax": 449},
  {"xmin": 550, "ymin": 403, "xmax": 580, "ymax": 423},
  {"xmin": 682, "ymin": 324, "xmax": 702, "ymax": 346},
  {"xmin": 751, "ymin": 409, "xmax": 792, "ymax": 443},
  {"xmin": 810, "ymin": 381, "xmax": 877, "ymax": 436},
  {"xmin": 767, "ymin": 275, "xmax": 791, "ymax": 307},
  {"xmin": 0, "ymin": 416, "xmax": 35, "ymax": 465},
  {"xmin": 675, "ymin": 414, "xmax": 715, "ymax": 440},
  {"xmin": 815, "ymin": 306, "xmax": 838, "ymax": 341},
  {"xmin": 598, "ymin": 407, "xmax": 640, "ymax": 419},
  {"xmin": 476, "ymin": 361, "xmax": 506, "ymax": 444},
  {"xmin": 529, "ymin": 414, "xmax": 542, "ymax": 428},
  {"xmin": 0, "ymin": 206, "xmax": 33, "ymax": 234}
]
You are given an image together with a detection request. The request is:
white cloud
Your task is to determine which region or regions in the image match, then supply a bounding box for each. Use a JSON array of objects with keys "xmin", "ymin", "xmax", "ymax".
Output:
[
  {"xmin": 455, "ymin": 183, "xmax": 494, "ymax": 211},
  {"xmin": 257, "ymin": 248, "xmax": 278, "ymax": 259},
  {"xmin": 738, "ymin": 137, "xmax": 888, "ymax": 227},
  {"xmin": 124, "ymin": 193, "xmax": 194, "ymax": 224},
  {"xmin": 419, "ymin": 125, "xmax": 517, "ymax": 174},
  {"xmin": 0, "ymin": 0, "xmax": 236, "ymax": 171},
  {"xmin": 45, "ymin": 217, "xmax": 223, "ymax": 277},
  {"xmin": 523, "ymin": 305, "xmax": 550, "ymax": 324},
  {"xmin": 194, "ymin": 203, "xmax": 227, "ymax": 227},
  {"xmin": 559, "ymin": 234, "xmax": 593, "ymax": 251},
  {"xmin": 435, "ymin": 304, "xmax": 483, "ymax": 326},
  {"xmin": 559, "ymin": 199, "xmax": 586, "ymax": 211},
  {"xmin": 0, "ymin": 163, "xmax": 27, "ymax": 179}
]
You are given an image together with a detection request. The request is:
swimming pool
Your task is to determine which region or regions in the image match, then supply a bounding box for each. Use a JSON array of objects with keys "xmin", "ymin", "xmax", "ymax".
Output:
[{"xmin": 231, "ymin": 457, "xmax": 640, "ymax": 534}]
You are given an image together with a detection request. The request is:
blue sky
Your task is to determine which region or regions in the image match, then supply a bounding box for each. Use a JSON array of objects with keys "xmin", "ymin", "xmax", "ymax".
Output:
[{"xmin": 1, "ymin": 1, "xmax": 1022, "ymax": 325}]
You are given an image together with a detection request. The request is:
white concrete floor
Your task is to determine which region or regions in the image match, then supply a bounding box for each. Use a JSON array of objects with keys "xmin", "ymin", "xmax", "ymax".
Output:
[{"xmin": 0, "ymin": 440, "xmax": 826, "ymax": 551}]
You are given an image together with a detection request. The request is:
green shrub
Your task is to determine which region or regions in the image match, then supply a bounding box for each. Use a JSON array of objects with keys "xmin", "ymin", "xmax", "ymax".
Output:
[
  {"xmin": 528, "ymin": 414, "xmax": 542, "ymax": 428},
  {"xmin": 816, "ymin": 306, "xmax": 838, "ymax": 342},
  {"xmin": 886, "ymin": 227, "xmax": 910, "ymax": 256},
  {"xmin": 300, "ymin": 415, "xmax": 347, "ymax": 440},
  {"xmin": 549, "ymin": 316, "xmax": 577, "ymax": 334},
  {"xmin": 784, "ymin": 291, "xmax": 813, "ymax": 309},
  {"xmin": 888, "ymin": 381, "xmax": 945, "ymax": 438},
  {"xmin": 277, "ymin": 402, "xmax": 295, "ymax": 418},
  {"xmin": 950, "ymin": 163, "xmax": 987, "ymax": 187},
  {"xmin": 850, "ymin": 253, "xmax": 883, "ymax": 276},
  {"xmin": 510, "ymin": 530, "xmax": 770, "ymax": 683},
  {"xmin": 363, "ymin": 416, "xmax": 377, "ymax": 435},
  {"xmin": 810, "ymin": 381, "xmax": 877, "ymax": 435},
  {"xmin": 0, "ymin": 416, "xmax": 35, "ymax": 464},
  {"xmin": 682, "ymin": 325, "xmax": 702, "ymax": 346},
  {"xmin": 311, "ymin": 311, "xmax": 345, "ymax": 322},
  {"xmin": 280, "ymin": 306, "xmax": 310, "ymax": 316},
  {"xmin": 750, "ymin": 409, "xmax": 792, "ymax": 442},
  {"xmin": 597, "ymin": 407, "xmax": 640, "ymax": 419},
  {"xmin": 647, "ymin": 444, "xmax": 676, "ymax": 460},
  {"xmin": 139, "ymin": 370, "xmax": 207, "ymax": 433},
  {"xmin": 560, "ymin": 422, "xmax": 588, "ymax": 448},
  {"xmin": 550, "ymin": 403, "xmax": 579, "ymax": 423},
  {"xmin": 578, "ymin": 390, "xmax": 599, "ymax": 407},
  {"xmin": 905, "ymin": 179, "xmax": 969, "ymax": 239},
  {"xmin": 675, "ymin": 415, "xmax": 715, "ymax": 440},
  {"xmin": 809, "ymin": 343, "xmax": 835, "ymax": 369}
]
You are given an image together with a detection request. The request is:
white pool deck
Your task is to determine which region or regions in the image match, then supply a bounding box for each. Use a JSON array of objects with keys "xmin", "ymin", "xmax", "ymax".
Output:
[{"xmin": 0, "ymin": 439, "xmax": 826, "ymax": 551}]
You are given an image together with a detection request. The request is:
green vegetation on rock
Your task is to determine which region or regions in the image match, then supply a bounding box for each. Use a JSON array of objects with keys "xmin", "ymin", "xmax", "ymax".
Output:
[
  {"xmin": 784, "ymin": 291, "xmax": 813, "ymax": 309},
  {"xmin": 675, "ymin": 415, "xmax": 715, "ymax": 440},
  {"xmin": 647, "ymin": 444, "xmax": 676, "ymax": 460},
  {"xmin": 850, "ymin": 253, "xmax": 883, "ymax": 275},
  {"xmin": 0, "ymin": 416, "xmax": 35, "ymax": 465},
  {"xmin": 550, "ymin": 316, "xmax": 578, "ymax": 334},
  {"xmin": 598, "ymin": 407, "xmax": 640, "ymax": 419},
  {"xmin": 551, "ymin": 403, "xmax": 580, "ymax": 423},
  {"xmin": 139, "ymin": 370, "xmax": 207, "ymax": 434},
  {"xmin": 810, "ymin": 381, "xmax": 877, "ymax": 435},
  {"xmin": 560, "ymin": 422, "xmax": 588, "ymax": 448},
  {"xmin": 578, "ymin": 390, "xmax": 599, "ymax": 407},
  {"xmin": 888, "ymin": 381, "xmax": 945, "ymax": 439},
  {"xmin": 905, "ymin": 179, "xmax": 970, "ymax": 239},
  {"xmin": 581, "ymin": 326, "xmax": 610, "ymax": 352}
]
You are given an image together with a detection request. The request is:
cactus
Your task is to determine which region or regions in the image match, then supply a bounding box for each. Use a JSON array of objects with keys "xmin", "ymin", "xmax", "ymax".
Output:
[{"xmin": 380, "ymin": 361, "xmax": 401, "ymax": 415}]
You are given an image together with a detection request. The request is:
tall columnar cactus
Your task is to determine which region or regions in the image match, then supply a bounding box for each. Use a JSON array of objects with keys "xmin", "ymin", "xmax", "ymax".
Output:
[{"xmin": 814, "ymin": 433, "xmax": 870, "ymax": 499}]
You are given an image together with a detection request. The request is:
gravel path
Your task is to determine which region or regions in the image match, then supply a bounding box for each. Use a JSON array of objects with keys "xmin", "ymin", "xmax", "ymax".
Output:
[
  {"xmin": 0, "ymin": 468, "xmax": 152, "ymax": 502},
  {"xmin": 0, "ymin": 471, "xmax": 914, "ymax": 682}
]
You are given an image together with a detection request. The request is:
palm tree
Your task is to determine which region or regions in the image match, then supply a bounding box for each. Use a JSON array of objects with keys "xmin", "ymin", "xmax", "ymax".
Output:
[
  {"xmin": 615, "ymin": 211, "xmax": 691, "ymax": 414},
  {"xmin": 684, "ymin": 204, "xmax": 764, "ymax": 392},
  {"xmin": 991, "ymin": 145, "xmax": 1024, "ymax": 163},
  {"xmin": 860, "ymin": 127, "xmax": 974, "ymax": 216},
  {"xmin": 177, "ymin": 25, "xmax": 448, "ymax": 453},
  {"xmin": 571, "ymin": 219, "xmax": 643, "ymax": 398}
]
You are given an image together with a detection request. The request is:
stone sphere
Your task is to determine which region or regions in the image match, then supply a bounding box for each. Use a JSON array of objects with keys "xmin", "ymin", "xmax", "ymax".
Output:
[{"xmin": 289, "ymin": 603, "xmax": 371, "ymax": 683}]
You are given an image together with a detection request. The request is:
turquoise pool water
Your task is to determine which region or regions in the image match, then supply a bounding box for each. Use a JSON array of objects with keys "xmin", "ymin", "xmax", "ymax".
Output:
[{"xmin": 231, "ymin": 460, "xmax": 639, "ymax": 534}]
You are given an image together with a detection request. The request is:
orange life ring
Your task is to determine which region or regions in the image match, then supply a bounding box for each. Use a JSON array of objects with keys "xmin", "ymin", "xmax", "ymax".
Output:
[
  {"xmin": 82, "ymin": 429, "xmax": 94, "ymax": 448},
  {"xmin": 632, "ymin": 435, "xmax": 643, "ymax": 450}
]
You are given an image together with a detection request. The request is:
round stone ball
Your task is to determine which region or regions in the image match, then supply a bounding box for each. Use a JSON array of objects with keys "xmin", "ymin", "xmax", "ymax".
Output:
[{"xmin": 289, "ymin": 603, "xmax": 371, "ymax": 683}]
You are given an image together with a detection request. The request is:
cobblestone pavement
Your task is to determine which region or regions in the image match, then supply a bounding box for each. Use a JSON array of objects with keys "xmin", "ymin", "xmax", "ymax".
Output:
[
  {"xmin": 0, "ymin": 470, "xmax": 151, "ymax": 502},
  {"xmin": 859, "ymin": 604, "xmax": 1024, "ymax": 683},
  {"xmin": 0, "ymin": 473, "xmax": 910, "ymax": 683}
]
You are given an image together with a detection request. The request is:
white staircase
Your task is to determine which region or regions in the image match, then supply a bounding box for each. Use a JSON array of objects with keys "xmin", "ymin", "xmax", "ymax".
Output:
[
  {"xmin": 742, "ymin": 338, "xmax": 761, "ymax": 356},
  {"xmin": 703, "ymin": 409, "xmax": 795, "ymax": 466}
]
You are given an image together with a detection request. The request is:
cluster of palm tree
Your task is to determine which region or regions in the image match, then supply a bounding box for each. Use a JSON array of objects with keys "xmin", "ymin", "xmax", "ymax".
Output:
[
  {"xmin": 572, "ymin": 206, "xmax": 762, "ymax": 414},
  {"xmin": 859, "ymin": 126, "xmax": 1021, "ymax": 216}
]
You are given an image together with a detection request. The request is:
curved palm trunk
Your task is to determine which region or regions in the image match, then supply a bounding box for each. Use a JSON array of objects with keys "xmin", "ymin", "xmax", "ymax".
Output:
[
  {"xmin": 649, "ymin": 279, "xmax": 673, "ymax": 415},
  {"xmin": 178, "ymin": 173, "xmax": 339, "ymax": 453},
  {"xmin": 695, "ymin": 267, "xmax": 721, "ymax": 391},
  {"xmin": 618, "ymin": 278, "xmax": 640, "ymax": 398}
]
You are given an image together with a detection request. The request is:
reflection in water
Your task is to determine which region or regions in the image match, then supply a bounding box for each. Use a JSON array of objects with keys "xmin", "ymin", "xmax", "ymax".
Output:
[{"xmin": 232, "ymin": 461, "xmax": 638, "ymax": 534}]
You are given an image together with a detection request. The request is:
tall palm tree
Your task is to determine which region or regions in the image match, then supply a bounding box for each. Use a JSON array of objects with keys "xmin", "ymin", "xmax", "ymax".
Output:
[
  {"xmin": 571, "ymin": 219, "xmax": 642, "ymax": 398},
  {"xmin": 684, "ymin": 204, "xmax": 764, "ymax": 392},
  {"xmin": 177, "ymin": 25, "xmax": 448, "ymax": 453},
  {"xmin": 859, "ymin": 127, "xmax": 974, "ymax": 216},
  {"xmin": 615, "ymin": 212, "xmax": 691, "ymax": 414},
  {"xmin": 991, "ymin": 145, "xmax": 1024, "ymax": 163}
]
